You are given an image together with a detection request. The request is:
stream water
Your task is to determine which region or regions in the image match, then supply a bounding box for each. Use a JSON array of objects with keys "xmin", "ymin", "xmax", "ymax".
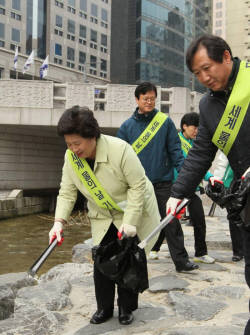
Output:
[{"xmin": 0, "ymin": 213, "xmax": 91, "ymax": 276}]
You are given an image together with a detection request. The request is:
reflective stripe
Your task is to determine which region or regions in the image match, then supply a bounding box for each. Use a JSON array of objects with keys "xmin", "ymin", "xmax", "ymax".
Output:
[
  {"xmin": 132, "ymin": 111, "xmax": 168, "ymax": 154},
  {"xmin": 67, "ymin": 149, "xmax": 123, "ymax": 212},
  {"xmin": 179, "ymin": 133, "xmax": 192, "ymax": 155},
  {"xmin": 212, "ymin": 61, "xmax": 250, "ymax": 155}
]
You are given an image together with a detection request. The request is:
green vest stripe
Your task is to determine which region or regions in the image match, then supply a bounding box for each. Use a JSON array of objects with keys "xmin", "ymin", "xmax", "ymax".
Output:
[
  {"xmin": 212, "ymin": 61, "xmax": 250, "ymax": 155},
  {"xmin": 132, "ymin": 111, "xmax": 168, "ymax": 154},
  {"xmin": 179, "ymin": 133, "xmax": 192, "ymax": 155},
  {"xmin": 67, "ymin": 149, "xmax": 123, "ymax": 212}
]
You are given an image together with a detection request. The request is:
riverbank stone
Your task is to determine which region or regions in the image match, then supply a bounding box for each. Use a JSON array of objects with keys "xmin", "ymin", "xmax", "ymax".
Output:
[
  {"xmin": 149, "ymin": 275, "xmax": 189, "ymax": 292},
  {"xmin": 168, "ymin": 291, "xmax": 227, "ymax": 320}
]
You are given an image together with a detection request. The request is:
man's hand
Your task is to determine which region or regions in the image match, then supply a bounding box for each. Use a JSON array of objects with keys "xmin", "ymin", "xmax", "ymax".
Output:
[
  {"xmin": 166, "ymin": 197, "xmax": 182, "ymax": 216},
  {"xmin": 209, "ymin": 176, "xmax": 223, "ymax": 186},
  {"xmin": 242, "ymin": 167, "xmax": 250, "ymax": 179},
  {"xmin": 119, "ymin": 223, "xmax": 136, "ymax": 237},
  {"xmin": 49, "ymin": 221, "xmax": 64, "ymax": 245}
]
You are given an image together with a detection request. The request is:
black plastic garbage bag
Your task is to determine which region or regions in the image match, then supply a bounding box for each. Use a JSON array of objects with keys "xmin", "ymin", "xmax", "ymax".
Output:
[
  {"xmin": 93, "ymin": 236, "xmax": 149, "ymax": 294},
  {"xmin": 205, "ymin": 180, "xmax": 227, "ymax": 207}
]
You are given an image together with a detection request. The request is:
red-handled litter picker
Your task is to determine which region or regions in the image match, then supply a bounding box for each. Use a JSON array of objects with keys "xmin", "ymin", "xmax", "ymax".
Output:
[
  {"xmin": 28, "ymin": 237, "xmax": 59, "ymax": 279},
  {"xmin": 138, "ymin": 198, "xmax": 189, "ymax": 249}
]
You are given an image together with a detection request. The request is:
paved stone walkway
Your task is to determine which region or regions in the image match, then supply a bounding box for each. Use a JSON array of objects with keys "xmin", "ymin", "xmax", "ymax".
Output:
[{"xmin": 1, "ymin": 203, "xmax": 249, "ymax": 335}]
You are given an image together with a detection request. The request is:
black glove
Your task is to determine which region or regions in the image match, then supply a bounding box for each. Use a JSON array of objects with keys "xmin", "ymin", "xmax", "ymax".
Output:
[{"xmin": 205, "ymin": 179, "xmax": 227, "ymax": 208}]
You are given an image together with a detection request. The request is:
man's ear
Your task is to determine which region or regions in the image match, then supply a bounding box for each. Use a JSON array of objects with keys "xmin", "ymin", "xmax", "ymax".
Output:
[{"xmin": 223, "ymin": 50, "xmax": 232, "ymax": 64}]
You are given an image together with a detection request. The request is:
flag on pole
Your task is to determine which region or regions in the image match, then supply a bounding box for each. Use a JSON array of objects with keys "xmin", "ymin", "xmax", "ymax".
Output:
[
  {"xmin": 23, "ymin": 50, "xmax": 34, "ymax": 74},
  {"xmin": 14, "ymin": 46, "xmax": 18, "ymax": 70},
  {"xmin": 39, "ymin": 55, "xmax": 49, "ymax": 79}
]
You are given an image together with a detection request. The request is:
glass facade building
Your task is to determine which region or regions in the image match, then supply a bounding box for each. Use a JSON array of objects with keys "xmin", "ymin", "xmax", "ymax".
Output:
[{"xmin": 111, "ymin": 0, "xmax": 212, "ymax": 91}]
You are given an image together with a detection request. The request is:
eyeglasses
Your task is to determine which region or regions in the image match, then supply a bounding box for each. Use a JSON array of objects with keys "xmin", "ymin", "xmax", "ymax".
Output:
[{"xmin": 141, "ymin": 97, "xmax": 156, "ymax": 103}]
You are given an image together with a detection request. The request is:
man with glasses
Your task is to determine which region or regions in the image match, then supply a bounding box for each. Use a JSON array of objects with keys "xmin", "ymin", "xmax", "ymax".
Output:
[{"xmin": 117, "ymin": 82, "xmax": 198, "ymax": 273}]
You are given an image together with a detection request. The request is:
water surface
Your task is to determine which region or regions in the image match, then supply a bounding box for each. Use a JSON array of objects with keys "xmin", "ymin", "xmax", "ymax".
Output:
[{"xmin": 0, "ymin": 213, "xmax": 91, "ymax": 276}]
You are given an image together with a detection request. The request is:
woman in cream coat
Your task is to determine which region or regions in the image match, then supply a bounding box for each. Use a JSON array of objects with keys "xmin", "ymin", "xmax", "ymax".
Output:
[{"xmin": 49, "ymin": 105, "xmax": 160, "ymax": 326}]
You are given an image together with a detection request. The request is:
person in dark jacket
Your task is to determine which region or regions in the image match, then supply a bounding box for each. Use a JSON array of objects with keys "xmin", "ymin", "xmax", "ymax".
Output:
[
  {"xmin": 117, "ymin": 82, "xmax": 198, "ymax": 273},
  {"xmin": 166, "ymin": 35, "xmax": 250, "ymax": 335}
]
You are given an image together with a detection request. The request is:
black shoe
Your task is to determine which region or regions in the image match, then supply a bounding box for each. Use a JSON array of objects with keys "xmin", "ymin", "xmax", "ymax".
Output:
[
  {"xmin": 232, "ymin": 255, "xmax": 244, "ymax": 262},
  {"xmin": 176, "ymin": 261, "xmax": 199, "ymax": 272},
  {"xmin": 90, "ymin": 309, "xmax": 113, "ymax": 324},
  {"xmin": 118, "ymin": 306, "xmax": 134, "ymax": 325}
]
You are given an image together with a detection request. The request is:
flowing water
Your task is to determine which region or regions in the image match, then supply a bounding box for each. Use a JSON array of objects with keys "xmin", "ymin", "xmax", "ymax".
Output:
[{"xmin": 0, "ymin": 213, "xmax": 91, "ymax": 276}]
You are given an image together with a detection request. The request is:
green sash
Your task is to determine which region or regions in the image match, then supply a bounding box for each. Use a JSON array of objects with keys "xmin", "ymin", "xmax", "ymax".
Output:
[
  {"xmin": 132, "ymin": 111, "xmax": 168, "ymax": 154},
  {"xmin": 179, "ymin": 133, "xmax": 192, "ymax": 155},
  {"xmin": 212, "ymin": 61, "xmax": 250, "ymax": 155},
  {"xmin": 223, "ymin": 164, "xmax": 234, "ymax": 189},
  {"xmin": 67, "ymin": 149, "xmax": 123, "ymax": 212}
]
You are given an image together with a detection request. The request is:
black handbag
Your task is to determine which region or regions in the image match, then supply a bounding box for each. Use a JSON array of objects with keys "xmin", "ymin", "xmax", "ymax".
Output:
[{"xmin": 93, "ymin": 236, "xmax": 149, "ymax": 293}]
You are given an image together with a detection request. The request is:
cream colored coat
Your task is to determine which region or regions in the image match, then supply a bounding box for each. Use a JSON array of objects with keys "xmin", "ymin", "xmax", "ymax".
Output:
[{"xmin": 55, "ymin": 134, "xmax": 160, "ymax": 254}]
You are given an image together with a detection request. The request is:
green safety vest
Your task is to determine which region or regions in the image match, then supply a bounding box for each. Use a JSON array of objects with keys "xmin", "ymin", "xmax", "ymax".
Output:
[
  {"xmin": 67, "ymin": 149, "xmax": 123, "ymax": 212},
  {"xmin": 212, "ymin": 61, "xmax": 250, "ymax": 155},
  {"xmin": 132, "ymin": 111, "xmax": 168, "ymax": 155}
]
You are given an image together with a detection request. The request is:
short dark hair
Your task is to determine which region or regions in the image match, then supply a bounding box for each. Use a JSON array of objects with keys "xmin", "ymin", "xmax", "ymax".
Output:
[
  {"xmin": 186, "ymin": 34, "xmax": 233, "ymax": 72},
  {"xmin": 134, "ymin": 82, "xmax": 157, "ymax": 99},
  {"xmin": 180, "ymin": 112, "xmax": 199, "ymax": 132},
  {"xmin": 57, "ymin": 105, "xmax": 101, "ymax": 138}
]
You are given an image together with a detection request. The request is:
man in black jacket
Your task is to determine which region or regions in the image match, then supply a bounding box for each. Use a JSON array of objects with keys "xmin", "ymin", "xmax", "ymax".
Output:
[{"xmin": 166, "ymin": 34, "xmax": 250, "ymax": 334}]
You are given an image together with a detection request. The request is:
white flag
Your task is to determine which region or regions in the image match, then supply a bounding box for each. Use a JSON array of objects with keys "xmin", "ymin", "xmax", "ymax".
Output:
[
  {"xmin": 14, "ymin": 46, "xmax": 18, "ymax": 70},
  {"xmin": 40, "ymin": 55, "xmax": 49, "ymax": 79},
  {"xmin": 23, "ymin": 50, "xmax": 34, "ymax": 74}
]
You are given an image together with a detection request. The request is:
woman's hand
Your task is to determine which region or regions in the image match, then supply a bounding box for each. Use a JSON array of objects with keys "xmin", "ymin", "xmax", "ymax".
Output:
[
  {"xmin": 119, "ymin": 223, "xmax": 137, "ymax": 237},
  {"xmin": 49, "ymin": 221, "xmax": 64, "ymax": 245}
]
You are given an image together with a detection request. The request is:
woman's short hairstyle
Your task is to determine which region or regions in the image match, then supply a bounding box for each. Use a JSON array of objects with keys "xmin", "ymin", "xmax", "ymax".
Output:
[
  {"xmin": 180, "ymin": 112, "xmax": 199, "ymax": 132},
  {"xmin": 186, "ymin": 34, "xmax": 233, "ymax": 72},
  {"xmin": 135, "ymin": 82, "xmax": 157, "ymax": 99},
  {"xmin": 57, "ymin": 105, "xmax": 101, "ymax": 139}
]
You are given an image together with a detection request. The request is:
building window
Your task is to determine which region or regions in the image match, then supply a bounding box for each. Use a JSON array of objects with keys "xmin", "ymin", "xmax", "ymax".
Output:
[
  {"xmin": 100, "ymin": 72, "xmax": 107, "ymax": 78},
  {"xmin": 0, "ymin": 40, "xmax": 4, "ymax": 47},
  {"xmin": 216, "ymin": 11, "xmax": 222, "ymax": 18},
  {"xmin": 90, "ymin": 69, "xmax": 97, "ymax": 75},
  {"xmin": 90, "ymin": 43, "xmax": 97, "ymax": 49},
  {"xmin": 90, "ymin": 55, "xmax": 97, "ymax": 68},
  {"xmin": 79, "ymin": 24, "xmax": 86, "ymax": 38},
  {"xmin": 0, "ymin": 0, "xmax": 5, "ymax": 6},
  {"xmin": 216, "ymin": 20, "xmax": 222, "ymax": 27},
  {"xmin": 101, "ymin": 34, "xmax": 107, "ymax": 46},
  {"xmin": 68, "ymin": 0, "xmax": 75, "ymax": 6},
  {"xmin": 12, "ymin": 0, "xmax": 20, "ymax": 10},
  {"xmin": 67, "ymin": 61, "xmax": 75, "ymax": 68},
  {"xmin": 91, "ymin": 29, "xmax": 97, "ymax": 42},
  {"xmin": 216, "ymin": 2, "xmax": 222, "ymax": 9},
  {"xmin": 68, "ymin": 19, "xmax": 75, "ymax": 34},
  {"xmin": 101, "ymin": 59, "xmax": 107, "ymax": 72},
  {"xmin": 56, "ymin": 15, "xmax": 63, "ymax": 28},
  {"xmin": 55, "ymin": 43, "xmax": 62, "ymax": 56},
  {"xmin": 55, "ymin": 0, "xmax": 64, "ymax": 8},
  {"xmin": 79, "ymin": 11, "xmax": 87, "ymax": 19},
  {"xmin": 11, "ymin": 11, "xmax": 21, "ymax": 20},
  {"xmin": 67, "ymin": 6, "xmax": 76, "ymax": 14},
  {"xmin": 10, "ymin": 43, "xmax": 20, "ymax": 51},
  {"xmin": 54, "ymin": 29, "xmax": 63, "ymax": 36},
  {"xmin": 0, "ymin": 22, "xmax": 4, "ymax": 39},
  {"xmin": 0, "ymin": 7, "xmax": 5, "ymax": 14},
  {"xmin": 67, "ymin": 47, "xmax": 75, "ymax": 61},
  {"xmin": 54, "ymin": 57, "xmax": 63, "ymax": 65},
  {"xmin": 101, "ymin": 21, "xmax": 108, "ymax": 28},
  {"xmin": 79, "ymin": 65, "xmax": 85, "ymax": 72},
  {"xmin": 12, "ymin": 28, "xmax": 20, "ymax": 42},
  {"xmin": 79, "ymin": 38, "xmax": 86, "ymax": 45},
  {"xmin": 79, "ymin": 51, "xmax": 86, "ymax": 64},
  {"xmin": 91, "ymin": 3, "xmax": 98, "ymax": 17},
  {"xmin": 100, "ymin": 46, "xmax": 107, "ymax": 53},
  {"xmin": 90, "ymin": 17, "xmax": 98, "ymax": 24},
  {"xmin": 101, "ymin": 8, "xmax": 108, "ymax": 22},
  {"xmin": 102, "ymin": 0, "xmax": 108, "ymax": 3},
  {"xmin": 80, "ymin": 0, "xmax": 87, "ymax": 11},
  {"xmin": 215, "ymin": 29, "xmax": 222, "ymax": 36}
]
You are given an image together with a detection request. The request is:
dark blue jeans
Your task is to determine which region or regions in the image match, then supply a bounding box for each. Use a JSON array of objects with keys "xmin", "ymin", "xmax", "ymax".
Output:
[{"xmin": 151, "ymin": 181, "xmax": 189, "ymax": 268}]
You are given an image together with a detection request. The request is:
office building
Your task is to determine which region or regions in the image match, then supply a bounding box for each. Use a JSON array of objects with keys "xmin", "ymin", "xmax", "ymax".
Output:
[
  {"xmin": 111, "ymin": 0, "xmax": 212, "ymax": 91},
  {"xmin": 213, "ymin": 0, "xmax": 250, "ymax": 61},
  {"xmin": 0, "ymin": 0, "xmax": 111, "ymax": 83}
]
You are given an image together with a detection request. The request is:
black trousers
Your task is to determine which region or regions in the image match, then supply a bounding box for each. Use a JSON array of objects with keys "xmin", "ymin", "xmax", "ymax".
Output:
[
  {"xmin": 151, "ymin": 181, "xmax": 189, "ymax": 268},
  {"xmin": 228, "ymin": 218, "xmax": 243, "ymax": 257},
  {"xmin": 93, "ymin": 224, "xmax": 138, "ymax": 313},
  {"xmin": 188, "ymin": 193, "xmax": 207, "ymax": 257},
  {"xmin": 241, "ymin": 195, "xmax": 250, "ymax": 335}
]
